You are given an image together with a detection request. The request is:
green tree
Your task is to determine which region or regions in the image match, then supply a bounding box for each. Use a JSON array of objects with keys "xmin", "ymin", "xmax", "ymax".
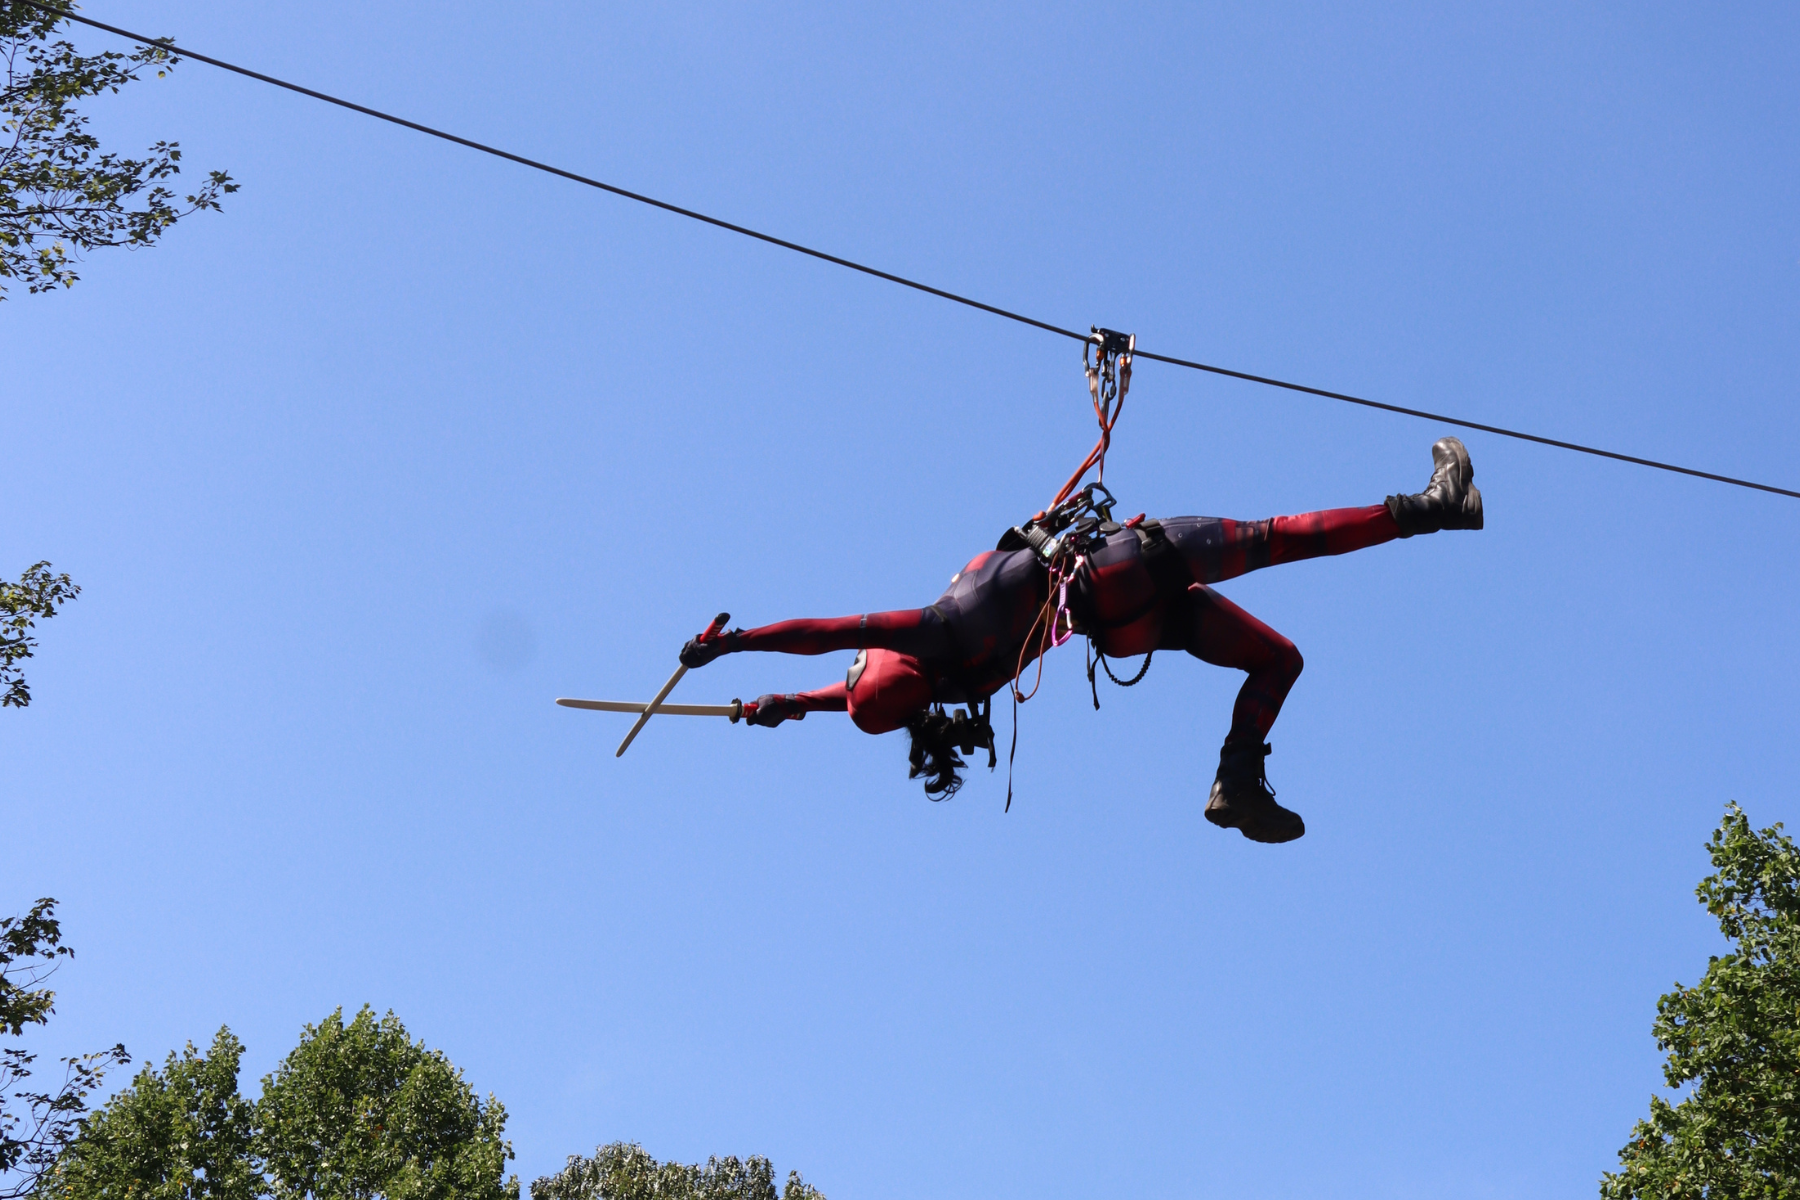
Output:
[
  {"xmin": 1, "ymin": 0, "xmax": 234, "ymax": 297},
  {"xmin": 1, "ymin": 562, "xmax": 79, "ymax": 708},
  {"xmin": 1602, "ymin": 803, "xmax": 1800, "ymax": 1199},
  {"xmin": 531, "ymin": 1144, "xmax": 824, "ymax": 1200},
  {"xmin": 256, "ymin": 1008, "xmax": 518, "ymax": 1200},
  {"xmin": 50, "ymin": 1008, "xmax": 520, "ymax": 1200},
  {"xmin": 43, "ymin": 1010, "xmax": 825, "ymax": 1200},
  {"xmin": 45, "ymin": 1029, "xmax": 257, "ymax": 1200},
  {"xmin": 0, "ymin": 900, "xmax": 128, "ymax": 1200}
]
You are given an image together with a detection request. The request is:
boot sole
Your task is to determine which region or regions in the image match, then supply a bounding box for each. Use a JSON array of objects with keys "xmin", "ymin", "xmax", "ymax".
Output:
[
  {"xmin": 1241, "ymin": 818, "xmax": 1305, "ymax": 844},
  {"xmin": 1205, "ymin": 795, "xmax": 1305, "ymax": 842}
]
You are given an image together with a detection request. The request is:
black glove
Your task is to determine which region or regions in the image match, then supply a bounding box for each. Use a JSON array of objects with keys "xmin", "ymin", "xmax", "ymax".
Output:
[
  {"xmin": 679, "ymin": 630, "xmax": 736, "ymax": 668},
  {"xmin": 745, "ymin": 693, "xmax": 804, "ymax": 727}
]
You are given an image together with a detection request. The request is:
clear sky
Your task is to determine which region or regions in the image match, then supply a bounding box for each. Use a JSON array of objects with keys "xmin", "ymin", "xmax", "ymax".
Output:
[{"xmin": 7, "ymin": 2, "xmax": 1797, "ymax": 1197}]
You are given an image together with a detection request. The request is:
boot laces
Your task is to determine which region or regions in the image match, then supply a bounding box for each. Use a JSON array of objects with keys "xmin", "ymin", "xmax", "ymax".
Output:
[
  {"xmin": 1223, "ymin": 741, "xmax": 1275, "ymax": 801},
  {"xmin": 1253, "ymin": 743, "xmax": 1275, "ymax": 800}
]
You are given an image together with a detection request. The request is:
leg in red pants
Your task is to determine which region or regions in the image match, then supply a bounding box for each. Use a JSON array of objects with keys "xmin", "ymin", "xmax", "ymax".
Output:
[
  {"xmin": 1149, "ymin": 505, "xmax": 1402, "ymax": 845},
  {"xmin": 1157, "ymin": 504, "xmax": 1399, "ymax": 741},
  {"xmin": 1155, "ymin": 578, "xmax": 1311, "ymax": 845},
  {"xmin": 1163, "ymin": 584, "xmax": 1305, "ymax": 748},
  {"xmin": 1160, "ymin": 504, "xmax": 1401, "ymax": 586}
]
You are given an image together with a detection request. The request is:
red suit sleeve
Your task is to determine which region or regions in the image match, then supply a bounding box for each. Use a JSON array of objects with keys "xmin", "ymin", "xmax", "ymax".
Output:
[
  {"xmin": 791, "ymin": 681, "xmax": 848, "ymax": 712},
  {"xmin": 743, "ymin": 681, "xmax": 849, "ymax": 726},
  {"xmin": 729, "ymin": 608, "xmax": 952, "ymax": 659}
]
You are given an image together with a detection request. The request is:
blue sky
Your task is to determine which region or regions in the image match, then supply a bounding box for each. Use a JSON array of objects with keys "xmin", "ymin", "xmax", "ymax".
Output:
[{"xmin": 6, "ymin": 2, "xmax": 1797, "ymax": 1197}]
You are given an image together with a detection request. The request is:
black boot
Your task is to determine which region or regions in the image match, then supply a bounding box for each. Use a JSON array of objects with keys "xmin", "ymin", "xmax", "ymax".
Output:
[
  {"xmin": 1204, "ymin": 740, "xmax": 1305, "ymax": 844},
  {"xmin": 1386, "ymin": 436, "xmax": 1483, "ymax": 537}
]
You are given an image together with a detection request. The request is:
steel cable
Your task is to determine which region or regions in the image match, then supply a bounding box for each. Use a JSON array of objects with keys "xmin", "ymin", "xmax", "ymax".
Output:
[{"xmin": 22, "ymin": 0, "xmax": 1798, "ymax": 501}]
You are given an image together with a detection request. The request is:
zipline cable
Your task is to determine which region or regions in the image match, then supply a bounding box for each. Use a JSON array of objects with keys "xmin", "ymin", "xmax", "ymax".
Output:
[
  {"xmin": 13, "ymin": 2, "xmax": 1086, "ymax": 344},
  {"xmin": 25, "ymin": 0, "xmax": 1799, "ymax": 502},
  {"xmin": 1130, "ymin": 348, "xmax": 1800, "ymax": 498}
]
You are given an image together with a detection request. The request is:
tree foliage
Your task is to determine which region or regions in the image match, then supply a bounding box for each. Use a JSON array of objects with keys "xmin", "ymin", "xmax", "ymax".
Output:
[
  {"xmin": 0, "ymin": 900, "xmax": 129, "ymax": 1200},
  {"xmin": 0, "ymin": 901, "xmax": 69, "ymax": 1037},
  {"xmin": 1, "ymin": 562, "xmax": 79, "ymax": 708},
  {"xmin": 46, "ymin": 1030, "xmax": 257, "ymax": 1200},
  {"xmin": 1602, "ymin": 803, "xmax": 1800, "ymax": 1199},
  {"xmin": 1, "ymin": 0, "xmax": 234, "ymax": 297},
  {"xmin": 28, "ymin": 975, "xmax": 812, "ymax": 1200},
  {"xmin": 531, "ymin": 1144, "xmax": 824, "ymax": 1200},
  {"xmin": 258, "ymin": 1008, "xmax": 518, "ymax": 1200},
  {"xmin": 46, "ymin": 1008, "xmax": 518, "ymax": 1200}
]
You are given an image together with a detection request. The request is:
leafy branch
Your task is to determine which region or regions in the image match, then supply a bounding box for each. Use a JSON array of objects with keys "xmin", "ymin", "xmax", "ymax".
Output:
[
  {"xmin": 1601, "ymin": 804, "xmax": 1800, "ymax": 1198},
  {"xmin": 0, "ymin": 900, "xmax": 129, "ymax": 1200},
  {"xmin": 0, "ymin": 0, "xmax": 234, "ymax": 297},
  {"xmin": 0, "ymin": 561, "xmax": 79, "ymax": 708}
]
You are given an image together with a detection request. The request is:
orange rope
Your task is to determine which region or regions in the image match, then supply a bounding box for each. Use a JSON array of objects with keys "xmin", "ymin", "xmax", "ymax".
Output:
[
  {"xmin": 1010, "ymin": 558, "xmax": 1079, "ymax": 703},
  {"xmin": 1013, "ymin": 337, "xmax": 1131, "ymax": 698},
  {"xmin": 1047, "ymin": 366, "xmax": 1126, "ymax": 510},
  {"xmin": 1010, "ymin": 580, "xmax": 1061, "ymax": 703}
]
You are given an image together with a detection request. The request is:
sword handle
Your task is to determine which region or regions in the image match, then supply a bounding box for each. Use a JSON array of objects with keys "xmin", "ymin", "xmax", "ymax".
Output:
[{"xmin": 615, "ymin": 614, "xmax": 732, "ymax": 758}]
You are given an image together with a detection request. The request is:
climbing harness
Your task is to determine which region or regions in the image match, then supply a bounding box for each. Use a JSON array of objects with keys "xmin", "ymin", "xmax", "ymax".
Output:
[
  {"xmin": 998, "ymin": 482, "xmax": 1123, "ymax": 811},
  {"xmin": 1000, "ymin": 480, "xmax": 1119, "ymax": 565},
  {"xmin": 998, "ymin": 325, "xmax": 1140, "ymax": 706},
  {"xmin": 991, "ymin": 328, "xmax": 1138, "ymax": 808},
  {"xmin": 1003, "ymin": 480, "xmax": 1119, "ymax": 703}
]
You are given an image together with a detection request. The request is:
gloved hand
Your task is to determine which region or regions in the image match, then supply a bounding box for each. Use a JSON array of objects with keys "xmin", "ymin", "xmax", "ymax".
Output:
[
  {"xmin": 745, "ymin": 693, "xmax": 805, "ymax": 727},
  {"xmin": 679, "ymin": 630, "xmax": 735, "ymax": 668}
]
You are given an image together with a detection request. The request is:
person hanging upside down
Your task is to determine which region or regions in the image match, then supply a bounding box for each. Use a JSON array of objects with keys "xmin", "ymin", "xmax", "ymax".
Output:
[{"xmin": 680, "ymin": 437, "xmax": 1484, "ymax": 844}]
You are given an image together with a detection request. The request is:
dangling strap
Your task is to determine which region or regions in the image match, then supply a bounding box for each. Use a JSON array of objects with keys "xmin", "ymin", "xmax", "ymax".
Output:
[{"xmin": 1006, "ymin": 684, "xmax": 1018, "ymax": 813}]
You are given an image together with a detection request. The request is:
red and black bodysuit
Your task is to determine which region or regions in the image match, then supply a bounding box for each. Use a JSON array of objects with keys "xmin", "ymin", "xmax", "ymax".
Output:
[
  {"xmin": 696, "ymin": 502, "xmax": 1406, "ymax": 747},
  {"xmin": 680, "ymin": 434, "xmax": 1483, "ymax": 837}
]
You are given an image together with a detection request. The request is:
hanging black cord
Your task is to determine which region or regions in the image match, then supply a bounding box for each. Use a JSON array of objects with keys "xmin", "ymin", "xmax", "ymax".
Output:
[
  {"xmin": 1085, "ymin": 639, "xmax": 1152, "ymax": 710},
  {"xmin": 1006, "ymin": 686, "xmax": 1018, "ymax": 813},
  {"xmin": 1100, "ymin": 647, "xmax": 1154, "ymax": 687},
  {"xmin": 25, "ymin": 0, "xmax": 1800, "ymax": 503}
]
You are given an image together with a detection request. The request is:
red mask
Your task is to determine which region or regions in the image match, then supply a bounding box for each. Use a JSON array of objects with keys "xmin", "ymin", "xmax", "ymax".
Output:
[{"xmin": 845, "ymin": 648, "xmax": 932, "ymax": 734}]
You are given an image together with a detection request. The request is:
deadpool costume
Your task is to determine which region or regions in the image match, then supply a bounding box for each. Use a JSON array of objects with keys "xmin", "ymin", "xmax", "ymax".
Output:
[{"xmin": 681, "ymin": 437, "xmax": 1484, "ymax": 842}]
